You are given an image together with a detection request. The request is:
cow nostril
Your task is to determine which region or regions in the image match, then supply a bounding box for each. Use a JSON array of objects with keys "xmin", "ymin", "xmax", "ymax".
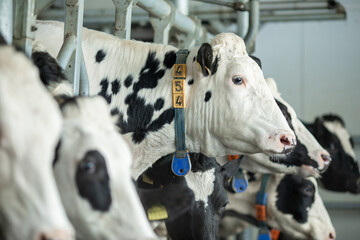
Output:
[
  {"xmin": 280, "ymin": 135, "xmax": 291, "ymax": 146},
  {"xmin": 321, "ymin": 154, "xmax": 332, "ymax": 164},
  {"xmin": 329, "ymin": 232, "xmax": 336, "ymax": 239}
]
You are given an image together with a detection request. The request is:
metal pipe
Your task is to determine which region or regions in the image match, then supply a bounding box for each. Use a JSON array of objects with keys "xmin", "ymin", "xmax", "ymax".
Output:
[
  {"xmin": 171, "ymin": 0, "xmax": 189, "ymax": 15},
  {"xmin": 56, "ymin": 35, "xmax": 76, "ymax": 70},
  {"xmin": 79, "ymin": 52, "xmax": 89, "ymax": 96},
  {"xmin": 112, "ymin": 0, "xmax": 134, "ymax": 39},
  {"xmin": 244, "ymin": 0, "xmax": 259, "ymax": 53},
  {"xmin": 0, "ymin": 0, "xmax": 13, "ymax": 44},
  {"xmin": 137, "ymin": 0, "xmax": 196, "ymax": 34}
]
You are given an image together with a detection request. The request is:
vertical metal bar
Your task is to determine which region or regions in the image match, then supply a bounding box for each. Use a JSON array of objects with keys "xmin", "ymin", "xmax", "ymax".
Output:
[
  {"xmin": 79, "ymin": 51, "xmax": 89, "ymax": 96},
  {"xmin": 112, "ymin": 0, "xmax": 134, "ymax": 39},
  {"xmin": 149, "ymin": 0, "xmax": 175, "ymax": 44},
  {"xmin": 244, "ymin": 0, "xmax": 260, "ymax": 53},
  {"xmin": 13, "ymin": 0, "xmax": 36, "ymax": 56},
  {"xmin": 62, "ymin": 0, "xmax": 85, "ymax": 96},
  {"xmin": 0, "ymin": 0, "xmax": 13, "ymax": 44}
]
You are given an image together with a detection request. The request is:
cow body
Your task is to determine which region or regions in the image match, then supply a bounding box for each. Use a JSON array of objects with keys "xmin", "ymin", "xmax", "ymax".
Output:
[
  {"xmin": 137, "ymin": 153, "xmax": 242, "ymax": 240},
  {"xmin": 220, "ymin": 172, "xmax": 335, "ymax": 240},
  {"xmin": 35, "ymin": 20, "xmax": 296, "ymax": 179},
  {"xmin": 304, "ymin": 114, "xmax": 360, "ymax": 193},
  {"xmin": 53, "ymin": 96, "xmax": 157, "ymax": 239},
  {"xmin": 0, "ymin": 45, "xmax": 74, "ymax": 240}
]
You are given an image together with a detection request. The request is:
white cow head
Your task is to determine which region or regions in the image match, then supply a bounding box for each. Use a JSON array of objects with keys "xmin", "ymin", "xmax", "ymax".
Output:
[
  {"xmin": 185, "ymin": 33, "xmax": 296, "ymax": 157},
  {"xmin": 220, "ymin": 173, "xmax": 335, "ymax": 240},
  {"xmin": 0, "ymin": 46, "xmax": 74, "ymax": 240},
  {"xmin": 235, "ymin": 78, "xmax": 331, "ymax": 177},
  {"xmin": 53, "ymin": 96, "xmax": 156, "ymax": 240}
]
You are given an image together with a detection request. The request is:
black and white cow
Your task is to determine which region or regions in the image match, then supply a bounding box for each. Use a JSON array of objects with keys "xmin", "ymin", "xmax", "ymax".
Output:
[
  {"xmin": 218, "ymin": 78, "xmax": 332, "ymax": 177},
  {"xmin": 219, "ymin": 172, "xmax": 336, "ymax": 240},
  {"xmin": 53, "ymin": 96, "xmax": 158, "ymax": 239},
  {"xmin": 35, "ymin": 20, "xmax": 296, "ymax": 179},
  {"xmin": 137, "ymin": 153, "xmax": 242, "ymax": 240},
  {"xmin": 0, "ymin": 45, "xmax": 74, "ymax": 240},
  {"xmin": 304, "ymin": 114, "xmax": 360, "ymax": 193}
]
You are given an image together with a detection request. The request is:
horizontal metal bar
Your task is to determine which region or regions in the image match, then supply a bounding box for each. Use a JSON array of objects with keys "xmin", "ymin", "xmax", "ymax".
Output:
[
  {"xmin": 137, "ymin": 0, "xmax": 196, "ymax": 34},
  {"xmin": 325, "ymin": 202, "xmax": 360, "ymax": 209},
  {"xmin": 260, "ymin": 12, "xmax": 345, "ymax": 22}
]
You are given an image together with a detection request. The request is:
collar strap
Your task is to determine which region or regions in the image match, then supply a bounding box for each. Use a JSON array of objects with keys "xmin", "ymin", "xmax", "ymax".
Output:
[{"xmin": 171, "ymin": 49, "xmax": 191, "ymax": 176}]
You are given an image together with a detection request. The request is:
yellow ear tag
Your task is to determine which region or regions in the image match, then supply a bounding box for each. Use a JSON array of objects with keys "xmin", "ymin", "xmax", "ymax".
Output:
[
  {"xmin": 147, "ymin": 205, "xmax": 168, "ymax": 221},
  {"xmin": 142, "ymin": 174, "xmax": 153, "ymax": 185}
]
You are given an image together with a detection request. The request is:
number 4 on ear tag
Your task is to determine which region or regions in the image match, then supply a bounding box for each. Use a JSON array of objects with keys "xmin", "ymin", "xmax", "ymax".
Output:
[
  {"xmin": 231, "ymin": 169, "xmax": 248, "ymax": 193},
  {"xmin": 172, "ymin": 152, "xmax": 191, "ymax": 176}
]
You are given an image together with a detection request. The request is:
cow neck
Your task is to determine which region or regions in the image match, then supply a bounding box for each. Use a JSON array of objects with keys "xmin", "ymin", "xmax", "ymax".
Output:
[
  {"xmin": 225, "ymin": 155, "xmax": 248, "ymax": 193},
  {"xmin": 171, "ymin": 49, "xmax": 191, "ymax": 176}
]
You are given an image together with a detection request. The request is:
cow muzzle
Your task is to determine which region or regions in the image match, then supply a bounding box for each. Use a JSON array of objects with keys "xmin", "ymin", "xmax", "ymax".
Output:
[
  {"xmin": 263, "ymin": 130, "xmax": 296, "ymax": 155},
  {"xmin": 35, "ymin": 229, "xmax": 74, "ymax": 240},
  {"xmin": 319, "ymin": 153, "xmax": 332, "ymax": 174}
]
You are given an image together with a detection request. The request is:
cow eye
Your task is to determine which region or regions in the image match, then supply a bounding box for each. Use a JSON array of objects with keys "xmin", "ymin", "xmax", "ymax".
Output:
[
  {"xmin": 80, "ymin": 159, "xmax": 96, "ymax": 174},
  {"xmin": 232, "ymin": 76, "xmax": 243, "ymax": 85},
  {"xmin": 329, "ymin": 143, "xmax": 336, "ymax": 151},
  {"xmin": 302, "ymin": 185, "xmax": 314, "ymax": 197}
]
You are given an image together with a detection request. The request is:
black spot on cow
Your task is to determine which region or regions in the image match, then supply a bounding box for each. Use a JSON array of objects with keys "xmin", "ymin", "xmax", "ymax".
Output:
[
  {"xmin": 98, "ymin": 78, "xmax": 112, "ymax": 104},
  {"xmin": 111, "ymin": 79, "xmax": 121, "ymax": 95},
  {"xmin": 95, "ymin": 50, "xmax": 106, "ymax": 63},
  {"xmin": 116, "ymin": 51, "xmax": 174, "ymax": 143},
  {"xmin": 193, "ymin": 56, "xmax": 196, "ymax": 62},
  {"xmin": 204, "ymin": 91, "xmax": 212, "ymax": 102},
  {"xmin": 110, "ymin": 108, "xmax": 119, "ymax": 116},
  {"xmin": 154, "ymin": 98, "xmax": 165, "ymax": 111},
  {"xmin": 247, "ymin": 172, "xmax": 256, "ymax": 182},
  {"xmin": 163, "ymin": 51, "xmax": 176, "ymax": 69},
  {"xmin": 32, "ymin": 51, "xmax": 68, "ymax": 86},
  {"xmin": 124, "ymin": 74, "xmax": 133, "ymax": 88},
  {"xmin": 75, "ymin": 150, "xmax": 112, "ymax": 212},
  {"xmin": 53, "ymin": 139, "xmax": 62, "ymax": 166},
  {"xmin": 276, "ymin": 175, "xmax": 315, "ymax": 223},
  {"xmin": 188, "ymin": 79, "xmax": 194, "ymax": 85}
]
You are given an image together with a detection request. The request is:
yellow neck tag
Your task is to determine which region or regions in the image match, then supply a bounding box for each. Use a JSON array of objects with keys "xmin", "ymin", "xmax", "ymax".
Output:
[
  {"xmin": 142, "ymin": 174, "xmax": 153, "ymax": 185},
  {"xmin": 172, "ymin": 63, "xmax": 186, "ymax": 108},
  {"xmin": 147, "ymin": 205, "xmax": 168, "ymax": 221}
]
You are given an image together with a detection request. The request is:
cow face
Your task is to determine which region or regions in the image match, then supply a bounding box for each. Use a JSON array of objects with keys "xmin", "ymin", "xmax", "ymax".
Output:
[
  {"xmin": 0, "ymin": 46, "xmax": 74, "ymax": 240},
  {"xmin": 137, "ymin": 153, "xmax": 241, "ymax": 240},
  {"xmin": 185, "ymin": 33, "xmax": 296, "ymax": 157},
  {"xmin": 220, "ymin": 173, "xmax": 335, "ymax": 240},
  {"xmin": 269, "ymin": 175, "xmax": 335, "ymax": 240},
  {"xmin": 306, "ymin": 115, "xmax": 360, "ymax": 193},
  {"xmin": 236, "ymin": 78, "xmax": 331, "ymax": 177},
  {"xmin": 53, "ymin": 97, "xmax": 156, "ymax": 240}
]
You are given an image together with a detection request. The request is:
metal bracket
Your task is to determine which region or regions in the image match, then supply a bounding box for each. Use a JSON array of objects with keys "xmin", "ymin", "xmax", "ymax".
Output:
[
  {"xmin": 112, "ymin": 0, "xmax": 137, "ymax": 39},
  {"xmin": 13, "ymin": 0, "xmax": 36, "ymax": 56},
  {"xmin": 0, "ymin": 0, "xmax": 13, "ymax": 44},
  {"xmin": 149, "ymin": 0, "xmax": 175, "ymax": 44},
  {"xmin": 175, "ymin": 16, "xmax": 204, "ymax": 49}
]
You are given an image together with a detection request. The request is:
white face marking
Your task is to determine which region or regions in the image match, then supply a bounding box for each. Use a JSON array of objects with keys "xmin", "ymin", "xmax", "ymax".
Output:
[
  {"xmin": 323, "ymin": 121, "xmax": 357, "ymax": 160},
  {"xmin": 185, "ymin": 168, "xmax": 215, "ymax": 207}
]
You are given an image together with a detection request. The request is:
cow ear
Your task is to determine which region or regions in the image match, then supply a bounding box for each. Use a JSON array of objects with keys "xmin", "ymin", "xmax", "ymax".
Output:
[
  {"xmin": 196, "ymin": 43, "xmax": 213, "ymax": 77},
  {"xmin": 137, "ymin": 183, "xmax": 194, "ymax": 222},
  {"xmin": 249, "ymin": 55, "xmax": 262, "ymax": 69},
  {"xmin": 221, "ymin": 158, "xmax": 243, "ymax": 181}
]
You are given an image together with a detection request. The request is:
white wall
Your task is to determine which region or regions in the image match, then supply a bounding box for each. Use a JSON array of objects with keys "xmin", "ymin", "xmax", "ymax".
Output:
[{"xmin": 254, "ymin": 1, "xmax": 360, "ymax": 136}]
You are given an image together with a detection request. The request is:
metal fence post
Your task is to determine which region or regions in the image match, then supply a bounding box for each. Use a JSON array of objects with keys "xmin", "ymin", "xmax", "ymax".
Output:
[
  {"xmin": 0, "ymin": 0, "xmax": 13, "ymax": 44},
  {"xmin": 112, "ymin": 0, "xmax": 136, "ymax": 39},
  {"xmin": 149, "ymin": 0, "xmax": 175, "ymax": 44}
]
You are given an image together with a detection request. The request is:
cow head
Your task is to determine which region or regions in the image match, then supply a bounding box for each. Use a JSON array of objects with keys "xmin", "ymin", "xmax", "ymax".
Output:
[
  {"xmin": 0, "ymin": 46, "xmax": 74, "ymax": 240},
  {"xmin": 236, "ymin": 78, "xmax": 331, "ymax": 177},
  {"xmin": 185, "ymin": 33, "xmax": 296, "ymax": 157},
  {"xmin": 220, "ymin": 173, "xmax": 335, "ymax": 240},
  {"xmin": 306, "ymin": 114, "xmax": 360, "ymax": 193},
  {"xmin": 137, "ymin": 153, "xmax": 241, "ymax": 240},
  {"xmin": 53, "ymin": 96, "xmax": 156, "ymax": 239}
]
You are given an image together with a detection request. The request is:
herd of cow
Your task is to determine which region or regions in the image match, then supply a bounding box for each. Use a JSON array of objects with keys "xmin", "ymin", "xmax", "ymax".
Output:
[{"xmin": 0, "ymin": 20, "xmax": 359, "ymax": 240}]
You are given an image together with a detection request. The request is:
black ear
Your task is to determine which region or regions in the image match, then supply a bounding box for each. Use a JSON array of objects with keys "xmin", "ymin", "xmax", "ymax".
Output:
[
  {"xmin": 249, "ymin": 55, "xmax": 262, "ymax": 69},
  {"xmin": 137, "ymin": 183, "xmax": 194, "ymax": 222},
  {"xmin": 196, "ymin": 43, "xmax": 213, "ymax": 77},
  {"xmin": 221, "ymin": 157, "xmax": 243, "ymax": 180}
]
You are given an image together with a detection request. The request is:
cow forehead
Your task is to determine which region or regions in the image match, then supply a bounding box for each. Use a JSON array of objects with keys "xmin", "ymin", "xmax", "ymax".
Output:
[
  {"xmin": 185, "ymin": 168, "xmax": 215, "ymax": 207},
  {"xmin": 323, "ymin": 121, "xmax": 357, "ymax": 160}
]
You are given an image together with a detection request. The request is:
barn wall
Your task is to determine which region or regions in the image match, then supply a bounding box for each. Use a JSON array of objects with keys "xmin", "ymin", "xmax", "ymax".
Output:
[{"xmin": 254, "ymin": 1, "xmax": 360, "ymax": 137}]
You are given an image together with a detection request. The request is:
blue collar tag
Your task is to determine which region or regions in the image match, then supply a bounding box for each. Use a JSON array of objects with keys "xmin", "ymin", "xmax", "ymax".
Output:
[
  {"xmin": 258, "ymin": 228, "xmax": 271, "ymax": 240},
  {"xmin": 231, "ymin": 168, "xmax": 248, "ymax": 193},
  {"xmin": 172, "ymin": 151, "xmax": 191, "ymax": 176}
]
